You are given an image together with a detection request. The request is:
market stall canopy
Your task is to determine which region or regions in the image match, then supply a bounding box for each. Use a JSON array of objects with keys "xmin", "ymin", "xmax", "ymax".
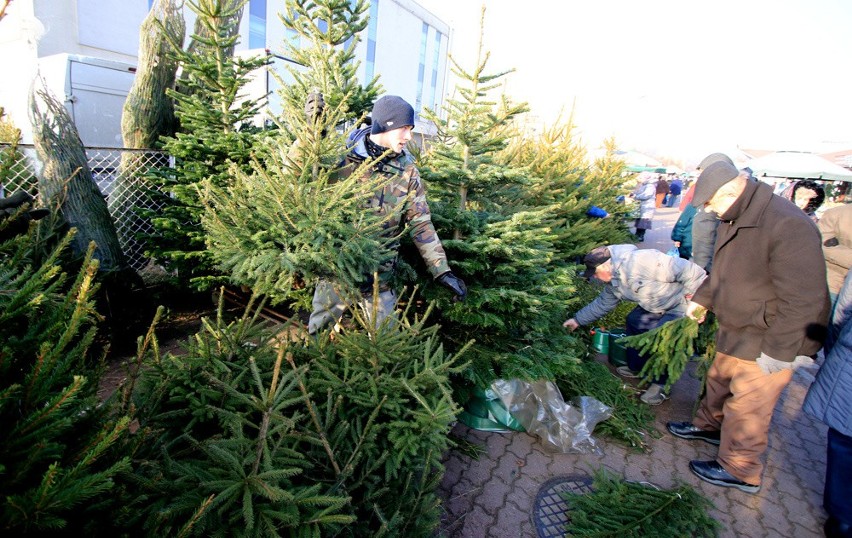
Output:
[
  {"xmin": 613, "ymin": 150, "xmax": 666, "ymax": 173},
  {"xmin": 746, "ymin": 151, "xmax": 852, "ymax": 182}
]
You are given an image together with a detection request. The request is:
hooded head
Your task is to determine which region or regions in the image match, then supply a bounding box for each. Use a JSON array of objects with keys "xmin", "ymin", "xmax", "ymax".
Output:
[
  {"xmin": 697, "ymin": 152, "xmax": 734, "ymax": 171},
  {"xmin": 691, "ymin": 161, "xmax": 741, "ymax": 208}
]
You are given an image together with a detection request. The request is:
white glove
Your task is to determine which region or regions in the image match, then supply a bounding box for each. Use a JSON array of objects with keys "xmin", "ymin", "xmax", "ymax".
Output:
[
  {"xmin": 756, "ymin": 352, "xmax": 814, "ymax": 375},
  {"xmin": 685, "ymin": 300, "xmax": 707, "ymax": 323}
]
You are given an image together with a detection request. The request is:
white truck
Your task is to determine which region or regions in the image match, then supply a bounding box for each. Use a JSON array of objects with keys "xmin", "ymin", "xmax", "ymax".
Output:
[{"xmin": 28, "ymin": 53, "xmax": 137, "ymax": 148}]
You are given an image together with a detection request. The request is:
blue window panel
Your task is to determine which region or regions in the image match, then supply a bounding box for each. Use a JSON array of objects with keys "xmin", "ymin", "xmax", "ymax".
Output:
[
  {"xmin": 249, "ymin": 0, "xmax": 267, "ymax": 49},
  {"xmin": 429, "ymin": 31, "xmax": 442, "ymax": 110},
  {"xmin": 415, "ymin": 22, "xmax": 428, "ymax": 114},
  {"xmin": 365, "ymin": 0, "xmax": 379, "ymax": 80}
]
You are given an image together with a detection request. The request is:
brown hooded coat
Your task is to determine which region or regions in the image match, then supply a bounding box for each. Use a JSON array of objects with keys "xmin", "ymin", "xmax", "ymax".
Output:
[{"xmin": 692, "ymin": 181, "xmax": 830, "ymax": 362}]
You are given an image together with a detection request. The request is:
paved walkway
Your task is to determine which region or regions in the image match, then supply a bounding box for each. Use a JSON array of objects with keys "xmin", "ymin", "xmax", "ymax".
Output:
[{"xmin": 438, "ymin": 206, "xmax": 829, "ymax": 537}]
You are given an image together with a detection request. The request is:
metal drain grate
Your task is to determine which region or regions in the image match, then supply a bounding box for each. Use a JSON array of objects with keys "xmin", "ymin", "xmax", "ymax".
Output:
[{"xmin": 532, "ymin": 475, "xmax": 594, "ymax": 538}]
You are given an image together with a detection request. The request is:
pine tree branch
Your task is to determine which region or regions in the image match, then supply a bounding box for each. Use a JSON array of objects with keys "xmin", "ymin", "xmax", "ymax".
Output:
[{"xmin": 285, "ymin": 350, "xmax": 342, "ymax": 476}]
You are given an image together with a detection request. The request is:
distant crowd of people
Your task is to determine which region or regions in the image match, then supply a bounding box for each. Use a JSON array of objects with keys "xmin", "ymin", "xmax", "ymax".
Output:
[{"xmin": 565, "ymin": 153, "xmax": 852, "ymax": 537}]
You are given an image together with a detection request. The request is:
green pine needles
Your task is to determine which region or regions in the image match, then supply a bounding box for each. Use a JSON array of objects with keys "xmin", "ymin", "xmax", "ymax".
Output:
[
  {"xmin": 563, "ymin": 469, "xmax": 722, "ymax": 537},
  {"xmin": 144, "ymin": 0, "xmax": 269, "ymax": 290},
  {"xmin": 121, "ymin": 290, "xmax": 467, "ymax": 536},
  {"xmin": 617, "ymin": 310, "xmax": 718, "ymax": 392},
  {"xmin": 0, "ymin": 230, "xmax": 131, "ymax": 534}
]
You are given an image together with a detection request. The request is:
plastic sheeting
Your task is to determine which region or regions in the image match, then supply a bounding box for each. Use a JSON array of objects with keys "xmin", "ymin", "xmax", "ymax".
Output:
[{"xmin": 491, "ymin": 379, "xmax": 613, "ymax": 454}]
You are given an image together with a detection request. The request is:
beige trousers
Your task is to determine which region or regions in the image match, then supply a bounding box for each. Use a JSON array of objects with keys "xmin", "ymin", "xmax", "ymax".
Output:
[{"xmin": 693, "ymin": 352, "xmax": 793, "ymax": 485}]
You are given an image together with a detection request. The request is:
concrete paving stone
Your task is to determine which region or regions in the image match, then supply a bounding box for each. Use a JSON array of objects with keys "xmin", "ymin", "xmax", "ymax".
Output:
[
  {"xmin": 477, "ymin": 476, "xmax": 512, "ymax": 517},
  {"xmin": 442, "ymin": 477, "xmax": 481, "ymax": 504},
  {"xmin": 504, "ymin": 495, "xmax": 532, "ymax": 517},
  {"xmin": 521, "ymin": 446, "xmax": 553, "ymax": 478},
  {"xmin": 643, "ymin": 462, "xmax": 678, "ymax": 489},
  {"xmin": 505, "ymin": 433, "xmax": 535, "ymax": 460},
  {"xmin": 649, "ymin": 434, "xmax": 675, "ymax": 461},
  {"xmin": 778, "ymin": 491, "xmax": 823, "ymax": 528},
  {"xmin": 495, "ymin": 447, "xmax": 527, "ymax": 474},
  {"xmin": 709, "ymin": 512, "xmax": 736, "ymax": 537},
  {"xmin": 756, "ymin": 496, "xmax": 791, "ymax": 528},
  {"xmin": 461, "ymin": 453, "xmax": 499, "ymax": 484},
  {"xmin": 440, "ymin": 493, "xmax": 474, "ymax": 537},
  {"xmin": 794, "ymin": 467, "xmax": 825, "ymax": 492},
  {"xmin": 456, "ymin": 505, "xmax": 497, "ymax": 538},
  {"xmin": 489, "ymin": 498, "xmax": 535, "ymax": 538},
  {"xmin": 461, "ymin": 425, "xmax": 490, "ymax": 444},
  {"xmin": 721, "ymin": 514, "xmax": 765, "ymax": 538},
  {"xmin": 792, "ymin": 521, "xmax": 824, "ymax": 538},
  {"xmin": 706, "ymin": 489, "xmax": 733, "ymax": 516},
  {"xmin": 440, "ymin": 491, "xmax": 473, "ymax": 521},
  {"xmin": 441, "ymin": 457, "xmax": 466, "ymax": 486},
  {"xmin": 484, "ymin": 431, "xmax": 512, "ymax": 454},
  {"xmin": 777, "ymin": 427, "xmax": 806, "ymax": 450},
  {"xmin": 802, "ymin": 438, "xmax": 828, "ymax": 465},
  {"xmin": 510, "ymin": 473, "xmax": 541, "ymax": 500},
  {"xmin": 477, "ymin": 479, "xmax": 514, "ymax": 516},
  {"xmin": 774, "ymin": 472, "xmax": 808, "ymax": 500},
  {"xmin": 764, "ymin": 520, "xmax": 795, "ymax": 538}
]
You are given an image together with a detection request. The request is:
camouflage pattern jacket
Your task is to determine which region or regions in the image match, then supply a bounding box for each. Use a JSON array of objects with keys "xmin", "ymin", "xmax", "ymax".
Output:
[{"xmin": 341, "ymin": 128, "xmax": 450, "ymax": 284}]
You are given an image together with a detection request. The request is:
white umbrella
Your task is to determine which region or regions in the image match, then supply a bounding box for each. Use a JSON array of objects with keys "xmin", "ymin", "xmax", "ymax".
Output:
[{"xmin": 746, "ymin": 151, "xmax": 852, "ymax": 182}]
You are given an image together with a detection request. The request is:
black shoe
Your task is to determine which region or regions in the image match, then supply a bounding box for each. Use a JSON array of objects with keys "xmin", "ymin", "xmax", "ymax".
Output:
[
  {"xmin": 666, "ymin": 421, "xmax": 721, "ymax": 446},
  {"xmin": 825, "ymin": 515, "xmax": 852, "ymax": 538},
  {"xmin": 689, "ymin": 460, "xmax": 760, "ymax": 494}
]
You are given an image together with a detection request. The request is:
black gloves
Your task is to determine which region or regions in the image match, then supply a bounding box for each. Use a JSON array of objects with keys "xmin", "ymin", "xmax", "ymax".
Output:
[
  {"xmin": 437, "ymin": 271, "xmax": 467, "ymax": 302},
  {"xmin": 0, "ymin": 191, "xmax": 48, "ymax": 241}
]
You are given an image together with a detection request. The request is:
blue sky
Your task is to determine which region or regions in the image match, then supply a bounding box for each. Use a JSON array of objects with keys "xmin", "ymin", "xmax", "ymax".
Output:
[{"xmin": 418, "ymin": 0, "xmax": 852, "ymax": 164}]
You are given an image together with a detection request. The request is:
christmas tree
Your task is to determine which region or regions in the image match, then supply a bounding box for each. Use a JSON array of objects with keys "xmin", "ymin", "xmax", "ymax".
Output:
[
  {"xmin": 504, "ymin": 124, "xmax": 633, "ymax": 259},
  {"xmin": 144, "ymin": 0, "xmax": 269, "ymax": 290},
  {"xmin": 0, "ymin": 228, "xmax": 131, "ymax": 534},
  {"xmin": 120, "ymin": 292, "xmax": 464, "ymax": 536},
  {"xmin": 413, "ymin": 9, "xmax": 583, "ymax": 387},
  {"xmin": 201, "ymin": 0, "xmax": 386, "ymax": 307}
]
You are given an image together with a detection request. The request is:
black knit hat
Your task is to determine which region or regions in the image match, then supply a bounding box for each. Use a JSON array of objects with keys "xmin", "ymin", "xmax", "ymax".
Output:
[
  {"xmin": 692, "ymin": 161, "xmax": 740, "ymax": 207},
  {"xmin": 371, "ymin": 96, "xmax": 415, "ymax": 134},
  {"xmin": 582, "ymin": 246, "xmax": 611, "ymax": 280},
  {"xmin": 697, "ymin": 152, "xmax": 734, "ymax": 171}
]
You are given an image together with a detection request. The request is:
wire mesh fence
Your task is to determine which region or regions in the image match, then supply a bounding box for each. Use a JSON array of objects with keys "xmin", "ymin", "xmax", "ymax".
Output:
[{"xmin": 1, "ymin": 144, "xmax": 171, "ymax": 271}]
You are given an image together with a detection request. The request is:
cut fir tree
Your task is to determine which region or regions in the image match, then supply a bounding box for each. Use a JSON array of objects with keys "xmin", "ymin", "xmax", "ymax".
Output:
[
  {"xmin": 617, "ymin": 307, "xmax": 718, "ymax": 392},
  {"xmin": 562, "ymin": 469, "xmax": 722, "ymax": 537}
]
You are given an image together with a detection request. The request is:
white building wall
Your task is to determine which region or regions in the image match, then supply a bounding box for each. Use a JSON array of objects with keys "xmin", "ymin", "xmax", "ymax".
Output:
[
  {"xmin": 372, "ymin": 0, "xmax": 424, "ymax": 109},
  {"xmin": 34, "ymin": 0, "xmax": 148, "ymax": 64},
  {"xmin": 2, "ymin": 0, "xmax": 450, "ymax": 145}
]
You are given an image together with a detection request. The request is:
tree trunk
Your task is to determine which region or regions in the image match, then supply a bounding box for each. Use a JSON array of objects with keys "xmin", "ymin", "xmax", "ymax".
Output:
[
  {"xmin": 30, "ymin": 85, "xmax": 128, "ymax": 274},
  {"xmin": 111, "ymin": 0, "xmax": 185, "ymax": 267}
]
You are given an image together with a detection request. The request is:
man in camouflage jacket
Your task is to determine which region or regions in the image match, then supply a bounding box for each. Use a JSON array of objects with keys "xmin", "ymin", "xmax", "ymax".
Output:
[{"xmin": 308, "ymin": 95, "xmax": 466, "ymax": 333}]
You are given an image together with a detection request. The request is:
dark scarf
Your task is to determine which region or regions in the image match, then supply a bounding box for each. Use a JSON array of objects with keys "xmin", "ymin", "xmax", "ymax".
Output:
[{"xmin": 363, "ymin": 134, "xmax": 404, "ymax": 174}]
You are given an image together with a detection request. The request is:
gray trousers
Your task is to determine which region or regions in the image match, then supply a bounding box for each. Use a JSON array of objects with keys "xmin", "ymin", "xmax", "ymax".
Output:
[{"xmin": 308, "ymin": 279, "xmax": 398, "ymax": 334}]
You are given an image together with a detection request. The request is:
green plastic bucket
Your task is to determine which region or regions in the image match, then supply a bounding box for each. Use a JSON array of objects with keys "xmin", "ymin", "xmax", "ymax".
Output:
[
  {"xmin": 607, "ymin": 328, "xmax": 629, "ymax": 367},
  {"xmin": 591, "ymin": 328, "xmax": 609, "ymax": 354}
]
